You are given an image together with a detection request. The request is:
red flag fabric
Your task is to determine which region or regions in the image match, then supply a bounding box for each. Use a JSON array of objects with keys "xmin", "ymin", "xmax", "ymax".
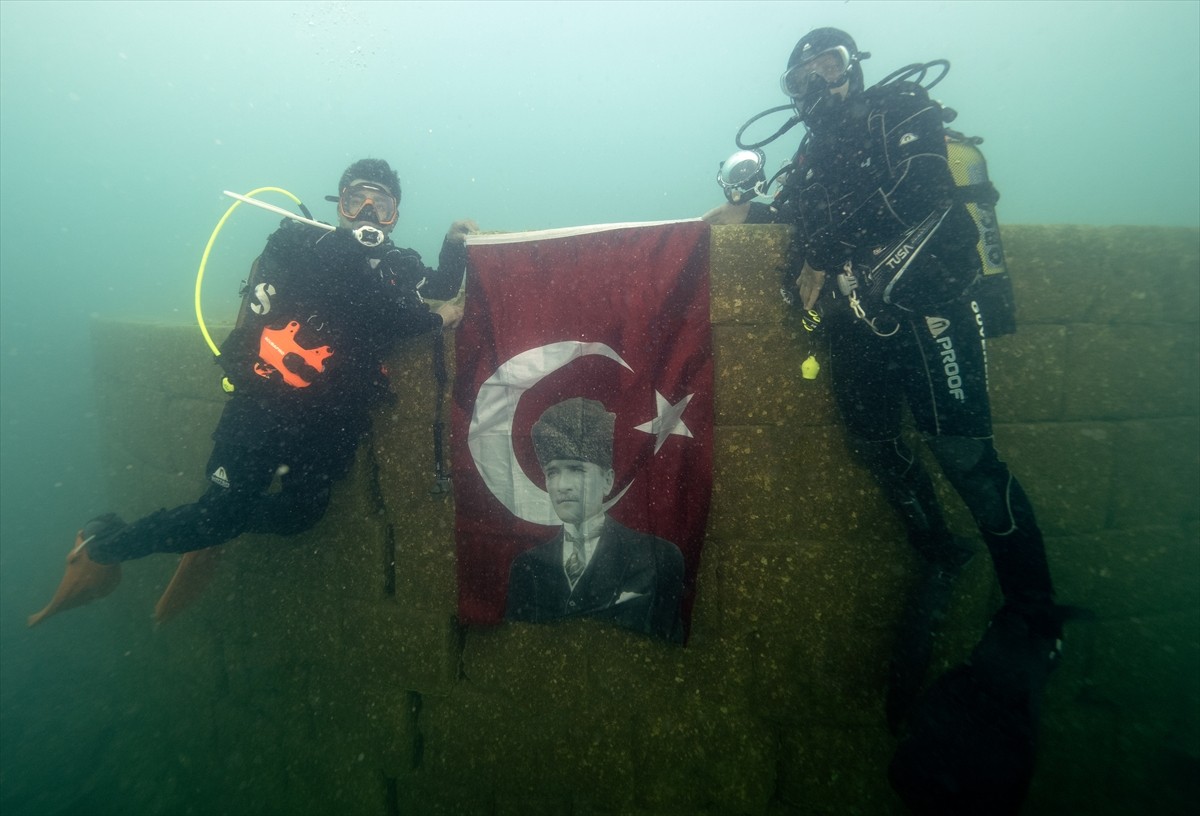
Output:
[{"xmin": 452, "ymin": 220, "xmax": 713, "ymax": 643}]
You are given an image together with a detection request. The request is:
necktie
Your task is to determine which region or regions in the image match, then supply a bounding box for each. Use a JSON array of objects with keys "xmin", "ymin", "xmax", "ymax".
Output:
[{"xmin": 564, "ymin": 534, "xmax": 586, "ymax": 587}]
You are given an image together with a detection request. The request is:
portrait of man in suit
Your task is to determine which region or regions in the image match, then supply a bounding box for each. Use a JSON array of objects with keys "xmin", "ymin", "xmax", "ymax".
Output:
[{"xmin": 505, "ymin": 397, "xmax": 685, "ymax": 642}]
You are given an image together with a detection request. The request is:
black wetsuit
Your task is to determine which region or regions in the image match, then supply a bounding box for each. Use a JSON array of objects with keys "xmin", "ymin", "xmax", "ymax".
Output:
[
  {"xmin": 90, "ymin": 220, "xmax": 465, "ymax": 563},
  {"xmin": 751, "ymin": 82, "xmax": 1054, "ymax": 607}
]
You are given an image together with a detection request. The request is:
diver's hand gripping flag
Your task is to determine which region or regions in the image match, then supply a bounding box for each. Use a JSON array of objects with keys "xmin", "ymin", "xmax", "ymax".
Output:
[{"xmin": 452, "ymin": 220, "xmax": 713, "ymax": 639}]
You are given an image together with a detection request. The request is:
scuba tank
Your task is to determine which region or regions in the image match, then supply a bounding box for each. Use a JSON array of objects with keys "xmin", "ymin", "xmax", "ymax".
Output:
[{"xmin": 945, "ymin": 131, "xmax": 1018, "ymax": 336}]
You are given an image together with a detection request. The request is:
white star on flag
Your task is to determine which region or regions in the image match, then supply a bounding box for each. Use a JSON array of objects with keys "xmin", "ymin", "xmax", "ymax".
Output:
[{"xmin": 635, "ymin": 391, "xmax": 695, "ymax": 454}]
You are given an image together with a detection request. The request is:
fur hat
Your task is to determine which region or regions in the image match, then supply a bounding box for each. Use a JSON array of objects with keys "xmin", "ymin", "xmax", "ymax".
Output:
[{"xmin": 531, "ymin": 398, "xmax": 615, "ymax": 470}]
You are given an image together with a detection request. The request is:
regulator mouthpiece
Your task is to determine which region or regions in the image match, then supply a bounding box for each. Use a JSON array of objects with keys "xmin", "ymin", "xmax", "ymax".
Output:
[{"xmin": 351, "ymin": 224, "xmax": 386, "ymax": 247}]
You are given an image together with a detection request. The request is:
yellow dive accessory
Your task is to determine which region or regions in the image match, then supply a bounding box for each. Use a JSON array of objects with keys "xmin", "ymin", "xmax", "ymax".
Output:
[
  {"xmin": 801, "ymin": 354, "xmax": 821, "ymax": 380},
  {"xmin": 195, "ymin": 187, "xmax": 310, "ymax": 357},
  {"xmin": 197, "ymin": 187, "xmax": 329, "ymax": 392},
  {"xmin": 800, "ymin": 308, "xmax": 822, "ymax": 380}
]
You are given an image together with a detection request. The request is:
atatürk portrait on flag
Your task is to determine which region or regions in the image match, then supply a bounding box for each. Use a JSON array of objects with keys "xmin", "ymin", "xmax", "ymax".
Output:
[{"xmin": 505, "ymin": 398, "xmax": 685, "ymax": 642}]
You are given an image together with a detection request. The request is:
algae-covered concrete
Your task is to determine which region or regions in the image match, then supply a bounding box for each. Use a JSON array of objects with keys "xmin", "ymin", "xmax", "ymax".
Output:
[{"xmin": 24, "ymin": 226, "xmax": 1200, "ymax": 814}]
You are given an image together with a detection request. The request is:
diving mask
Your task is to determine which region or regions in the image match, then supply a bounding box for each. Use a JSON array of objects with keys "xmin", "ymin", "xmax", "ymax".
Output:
[
  {"xmin": 336, "ymin": 183, "xmax": 398, "ymax": 227},
  {"xmin": 780, "ymin": 45, "xmax": 853, "ymax": 101}
]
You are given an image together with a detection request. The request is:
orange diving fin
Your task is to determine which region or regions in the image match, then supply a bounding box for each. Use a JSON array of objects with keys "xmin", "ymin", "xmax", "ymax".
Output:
[
  {"xmin": 154, "ymin": 547, "xmax": 223, "ymax": 624},
  {"xmin": 27, "ymin": 517, "xmax": 124, "ymax": 628}
]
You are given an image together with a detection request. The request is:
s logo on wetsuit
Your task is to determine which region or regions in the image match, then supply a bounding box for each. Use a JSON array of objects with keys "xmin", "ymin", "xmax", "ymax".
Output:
[{"xmin": 250, "ymin": 283, "xmax": 276, "ymax": 316}]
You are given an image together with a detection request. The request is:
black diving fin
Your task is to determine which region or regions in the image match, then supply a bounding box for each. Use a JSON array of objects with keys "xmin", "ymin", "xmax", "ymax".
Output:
[{"xmin": 888, "ymin": 603, "xmax": 1090, "ymax": 816}]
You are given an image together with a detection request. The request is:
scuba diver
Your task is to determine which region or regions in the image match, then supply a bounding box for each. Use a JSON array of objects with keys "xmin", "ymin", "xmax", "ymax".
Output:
[
  {"xmin": 29, "ymin": 158, "xmax": 477, "ymax": 627},
  {"xmin": 703, "ymin": 24, "xmax": 1066, "ymax": 790}
]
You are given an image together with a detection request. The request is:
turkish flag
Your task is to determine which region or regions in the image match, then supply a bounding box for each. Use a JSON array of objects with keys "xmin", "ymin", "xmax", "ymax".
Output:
[{"xmin": 452, "ymin": 220, "xmax": 713, "ymax": 642}]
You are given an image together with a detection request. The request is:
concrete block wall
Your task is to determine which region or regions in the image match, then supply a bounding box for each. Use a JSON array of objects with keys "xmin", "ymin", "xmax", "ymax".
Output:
[{"xmin": 62, "ymin": 225, "xmax": 1200, "ymax": 815}]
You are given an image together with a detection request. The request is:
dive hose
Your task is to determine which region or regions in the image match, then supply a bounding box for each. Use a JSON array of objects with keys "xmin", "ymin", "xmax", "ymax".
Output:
[
  {"xmin": 736, "ymin": 103, "xmax": 802, "ymax": 151},
  {"xmin": 195, "ymin": 187, "xmax": 315, "ymax": 359}
]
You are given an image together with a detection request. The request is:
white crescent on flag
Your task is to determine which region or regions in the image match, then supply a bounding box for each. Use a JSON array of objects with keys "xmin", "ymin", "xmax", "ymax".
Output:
[{"xmin": 467, "ymin": 340, "xmax": 634, "ymax": 526}]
